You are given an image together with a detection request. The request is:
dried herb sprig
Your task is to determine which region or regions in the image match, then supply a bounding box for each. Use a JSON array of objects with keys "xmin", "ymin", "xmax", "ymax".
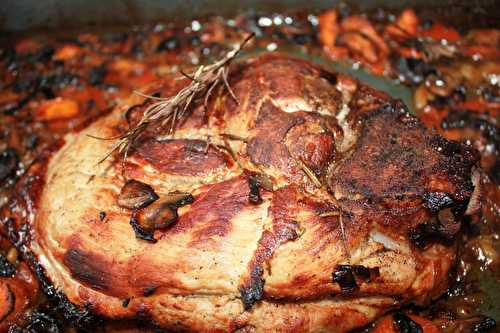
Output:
[
  {"xmin": 96, "ymin": 33, "xmax": 255, "ymax": 164},
  {"xmin": 294, "ymin": 158, "xmax": 322, "ymax": 188}
]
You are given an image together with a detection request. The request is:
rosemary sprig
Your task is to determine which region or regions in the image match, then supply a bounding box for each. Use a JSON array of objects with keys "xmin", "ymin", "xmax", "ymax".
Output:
[
  {"xmin": 294, "ymin": 158, "xmax": 322, "ymax": 188},
  {"xmin": 96, "ymin": 33, "xmax": 255, "ymax": 164}
]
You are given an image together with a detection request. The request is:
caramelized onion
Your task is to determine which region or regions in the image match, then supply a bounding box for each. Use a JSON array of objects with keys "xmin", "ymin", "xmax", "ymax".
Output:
[
  {"xmin": 118, "ymin": 180, "xmax": 159, "ymax": 210},
  {"xmin": 465, "ymin": 169, "xmax": 482, "ymax": 215},
  {"xmin": 0, "ymin": 283, "xmax": 14, "ymax": 322},
  {"xmin": 437, "ymin": 208, "xmax": 461, "ymax": 238}
]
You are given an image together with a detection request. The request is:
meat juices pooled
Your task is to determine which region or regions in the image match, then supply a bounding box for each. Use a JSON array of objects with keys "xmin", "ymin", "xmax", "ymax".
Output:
[{"xmin": 12, "ymin": 54, "xmax": 479, "ymax": 332}]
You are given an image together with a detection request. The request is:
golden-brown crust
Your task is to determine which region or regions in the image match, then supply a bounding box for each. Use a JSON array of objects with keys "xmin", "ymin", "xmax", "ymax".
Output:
[{"xmin": 10, "ymin": 53, "xmax": 479, "ymax": 332}]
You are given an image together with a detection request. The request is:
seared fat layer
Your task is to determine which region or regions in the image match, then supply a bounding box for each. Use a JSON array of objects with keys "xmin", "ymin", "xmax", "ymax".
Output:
[{"xmin": 18, "ymin": 54, "xmax": 478, "ymax": 332}]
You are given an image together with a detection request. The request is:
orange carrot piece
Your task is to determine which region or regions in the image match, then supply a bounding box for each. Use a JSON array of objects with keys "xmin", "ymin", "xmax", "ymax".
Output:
[{"xmin": 35, "ymin": 98, "xmax": 80, "ymax": 121}]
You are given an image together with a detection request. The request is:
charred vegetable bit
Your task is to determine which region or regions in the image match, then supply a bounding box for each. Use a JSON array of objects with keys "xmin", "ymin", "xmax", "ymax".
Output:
[
  {"xmin": 21, "ymin": 311, "xmax": 61, "ymax": 333},
  {"xmin": 247, "ymin": 175, "xmax": 263, "ymax": 204},
  {"xmin": 239, "ymin": 267, "xmax": 264, "ymax": 309},
  {"xmin": 0, "ymin": 148, "xmax": 19, "ymax": 184},
  {"xmin": 332, "ymin": 265, "xmax": 379, "ymax": 293},
  {"xmin": 0, "ymin": 254, "xmax": 16, "ymax": 278},
  {"xmin": 247, "ymin": 172, "xmax": 274, "ymax": 204},
  {"xmin": 422, "ymin": 192, "xmax": 454, "ymax": 213},
  {"xmin": 332, "ymin": 265, "xmax": 358, "ymax": 293},
  {"xmin": 409, "ymin": 214, "xmax": 461, "ymax": 249},
  {"xmin": 117, "ymin": 179, "xmax": 159, "ymax": 210},
  {"xmin": 472, "ymin": 317, "xmax": 497, "ymax": 332},
  {"xmin": 393, "ymin": 313, "xmax": 423, "ymax": 333}
]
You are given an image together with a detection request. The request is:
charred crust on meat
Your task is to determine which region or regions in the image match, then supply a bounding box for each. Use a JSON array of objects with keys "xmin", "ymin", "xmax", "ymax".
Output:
[
  {"xmin": 330, "ymin": 101, "xmax": 479, "ymax": 213},
  {"xmin": 239, "ymin": 266, "xmax": 264, "ymax": 309},
  {"xmin": 133, "ymin": 139, "xmax": 233, "ymax": 176},
  {"xmin": 409, "ymin": 220, "xmax": 456, "ymax": 249},
  {"xmin": 393, "ymin": 313, "xmax": 423, "ymax": 333},
  {"xmin": 16, "ymin": 248, "xmax": 101, "ymax": 330},
  {"xmin": 63, "ymin": 249, "xmax": 111, "ymax": 292},
  {"xmin": 1, "ymin": 144, "xmax": 100, "ymax": 330}
]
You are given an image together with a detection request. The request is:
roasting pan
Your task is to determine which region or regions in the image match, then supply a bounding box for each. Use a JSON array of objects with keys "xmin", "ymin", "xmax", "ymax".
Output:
[{"xmin": 1, "ymin": 0, "xmax": 499, "ymax": 326}]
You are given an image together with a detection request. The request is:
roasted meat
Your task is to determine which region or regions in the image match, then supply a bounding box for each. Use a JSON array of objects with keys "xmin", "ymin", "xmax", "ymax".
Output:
[{"xmin": 5, "ymin": 54, "xmax": 479, "ymax": 332}]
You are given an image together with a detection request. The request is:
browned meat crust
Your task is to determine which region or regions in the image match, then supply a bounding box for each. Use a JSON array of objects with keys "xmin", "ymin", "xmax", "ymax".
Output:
[{"xmin": 3, "ymin": 54, "xmax": 479, "ymax": 332}]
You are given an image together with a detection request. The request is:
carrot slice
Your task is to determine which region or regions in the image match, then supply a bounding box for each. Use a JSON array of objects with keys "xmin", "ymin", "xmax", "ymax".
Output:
[
  {"xmin": 420, "ymin": 23, "xmax": 460, "ymax": 42},
  {"xmin": 35, "ymin": 98, "xmax": 80, "ymax": 121}
]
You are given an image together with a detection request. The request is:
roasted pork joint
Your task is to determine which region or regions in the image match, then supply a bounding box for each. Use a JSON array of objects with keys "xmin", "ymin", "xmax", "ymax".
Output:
[{"xmin": 13, "ymin": 54, "xmax": 478, "ymax": 332}]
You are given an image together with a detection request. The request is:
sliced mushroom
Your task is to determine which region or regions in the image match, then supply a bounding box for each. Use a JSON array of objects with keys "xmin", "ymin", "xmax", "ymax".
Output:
[
  {"xmin": 130, "ymin": 218, "xmax": 157, "ymax": 243},
  {"xmin": 134, "ymin": 199, "xmax": 178, "ymax": 230},
  {"xmin": 118, "ymin": 179, "xmax": 159, "ymax": 210},
  {"xmin": 129, "ymin": 192, "xmax": 194, "ymax": 243}
]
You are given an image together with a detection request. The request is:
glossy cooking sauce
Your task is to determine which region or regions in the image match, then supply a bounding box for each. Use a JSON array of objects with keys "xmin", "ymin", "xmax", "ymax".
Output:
[{"xmin": 0, "ymin": 7, "xmax": 498, "ymax": 332}]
